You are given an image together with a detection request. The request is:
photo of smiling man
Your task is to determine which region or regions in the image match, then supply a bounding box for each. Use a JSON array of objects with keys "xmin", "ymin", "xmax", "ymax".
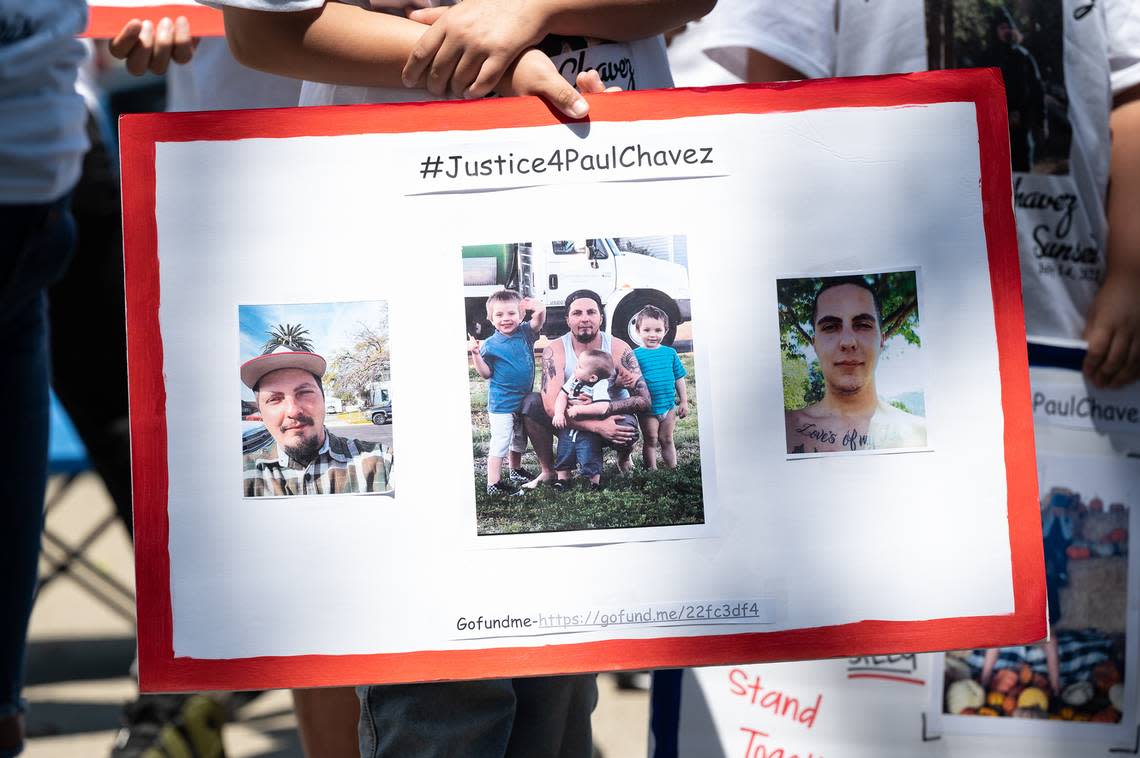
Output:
[
  {"xmin": 777, "ymin": 271, "xmax": 928, "ymax": 457},
  {"xmin": 239, "ymin": 301, "xmax": 393, "ymax": 497}
]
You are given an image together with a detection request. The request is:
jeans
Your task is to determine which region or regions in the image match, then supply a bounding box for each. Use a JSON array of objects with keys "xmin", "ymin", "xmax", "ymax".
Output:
[
  {"xmin": 0, "ymin": 197, "xmax": 76, "ymax": 757},
  {"xmin": 555, "ymin": 428, "xmax": 603, "ymax": 478},
  {"xmin": 358, "ymin": 675, "xmax": 597, "ymax": 758}
]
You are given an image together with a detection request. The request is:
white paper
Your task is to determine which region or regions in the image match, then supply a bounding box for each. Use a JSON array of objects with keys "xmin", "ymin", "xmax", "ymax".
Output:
[{"xmin": 151, "ymin": 103, "xmax": 1018, "ymax": 660}]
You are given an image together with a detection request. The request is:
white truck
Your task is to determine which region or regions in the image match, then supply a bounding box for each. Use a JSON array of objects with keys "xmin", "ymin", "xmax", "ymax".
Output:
[{"xmin": 462, "ymin": 239, "xmax": 691, "ymax": 346}]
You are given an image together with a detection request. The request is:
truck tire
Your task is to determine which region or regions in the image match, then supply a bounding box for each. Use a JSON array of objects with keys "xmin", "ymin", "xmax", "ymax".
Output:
[
  {"xmin": 371, "ymin": 410, "xmax": 389, "ymax": 425},
  {"xmin": 612, "ymin": 293, "xmax": 679, "ymax": 347},
  {"xmin": 466, "ymin": 300, "xmax": 494, "ymax": 340}
]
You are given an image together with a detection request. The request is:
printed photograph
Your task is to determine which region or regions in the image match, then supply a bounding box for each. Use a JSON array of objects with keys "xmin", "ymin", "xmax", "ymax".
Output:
[
  {"xmin": 778, "ymin": 270, "xmax": 928, "ymax": 456},
  {"xmin": 239, "ymin": 300, "xmax": 394, "ymax": 498},
  {"xmin": 943, "ymin": 454, "xmax": 1136, "ymax": 727},
  {"xmin": 461, "ymin": 237, "xmax": 705, "ymax": 535},
  {"xmin": 926, "ymin": 0, "xmax": 1071, "ymax": 174}
]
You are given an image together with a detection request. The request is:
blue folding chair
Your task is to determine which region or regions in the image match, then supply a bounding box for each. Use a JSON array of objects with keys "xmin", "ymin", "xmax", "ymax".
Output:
[{"xmin": 37, "ymin": 392, "xmax": 135, "ymax": 621}]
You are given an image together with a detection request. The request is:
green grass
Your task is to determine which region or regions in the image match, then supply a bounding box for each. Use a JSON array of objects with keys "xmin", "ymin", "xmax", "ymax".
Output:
[{"xmin": 470, "ymin": 354, "xmax": 704, "ymax": 535}]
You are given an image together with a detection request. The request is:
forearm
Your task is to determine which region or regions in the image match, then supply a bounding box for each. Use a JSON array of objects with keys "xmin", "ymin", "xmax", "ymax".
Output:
[
  {"xmin": 570, "ymin": 401, "xmax": 610, "ymax": 419},
  {"xmin": 530, "ymin": 310, "xmax": 547, "ymax": 331},
  {"xmin": 675, "ymin": 377, "xmax": 687, "ymax": 404},
  {"xmin": 470, "ymin": 353, "xmax": 493, "ymax": 379},
  {"xmin": 536, "ymin": 0, "xmax": 714, "ymax": 42},
  {"xmin": 606, "ymin": 378, "xmax": 651, "ymax": 415},
  {"xmin": 222, "ymin": 4, "xmax": 424, "ymax": 85},
  {"xmin": 1107, "ymin": 89, "xmax": 1140, "ymax": 277}
]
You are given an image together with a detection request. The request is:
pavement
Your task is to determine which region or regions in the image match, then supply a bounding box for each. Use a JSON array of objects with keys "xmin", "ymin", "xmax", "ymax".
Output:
[{"xmin": 23, "ymin": 473, "xmax": 650, "ymax": 757}]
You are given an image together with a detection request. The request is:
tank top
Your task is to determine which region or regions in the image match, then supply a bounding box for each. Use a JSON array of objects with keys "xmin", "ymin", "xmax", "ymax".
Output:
[{"xmin": 560, "ymin": 331, "xmax": 630, "ymax": 402}]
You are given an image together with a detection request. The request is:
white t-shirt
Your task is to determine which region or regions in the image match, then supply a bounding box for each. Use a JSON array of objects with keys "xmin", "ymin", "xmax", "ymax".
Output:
[
  {"xmin": 0, "ymin": 0, "xmax": 90, "ymax": 203},
  {"xmin": 687, "ymin": 0, "xmax": 1140, "ymax": 343},
  {"xmin": 167, "ymin": 38, "xmax": 303, "ymax": 112},
  {"xmin": 198, "ymin": 0, "xmax": 673, "ymax": 106},
  {"xmin": 666, "ymin": 0, "xmax": 782, "ymax": 88}
]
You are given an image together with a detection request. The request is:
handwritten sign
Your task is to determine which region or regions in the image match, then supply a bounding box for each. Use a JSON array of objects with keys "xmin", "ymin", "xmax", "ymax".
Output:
[{"xmin": 846, "ymin": 654, "xmax": 924, "ymax": 685}]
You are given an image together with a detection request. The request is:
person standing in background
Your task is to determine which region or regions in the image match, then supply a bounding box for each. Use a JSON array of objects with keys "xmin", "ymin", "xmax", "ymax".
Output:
[
  {"xmin": 0, "ymin": 2, "xmax": 89, "ymax": 755},
  {"xmin": 668, "ymin": 0, "xmax": 1140, "ymax": 389}
]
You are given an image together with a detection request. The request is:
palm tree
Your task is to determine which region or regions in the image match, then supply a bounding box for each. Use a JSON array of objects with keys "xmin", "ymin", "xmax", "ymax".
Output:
[{"xmin": 262, "ymin": 323, "xmax": 314, "ymax": 354}]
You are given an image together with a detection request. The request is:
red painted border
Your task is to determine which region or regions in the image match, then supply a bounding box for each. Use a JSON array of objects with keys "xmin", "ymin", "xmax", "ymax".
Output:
[
  {"xmin": 121, "ymin": 69, "xmax": 1045, "ymax": 692},
  {"xmin": 84, "ymin": 5, "xmax": 223, "ymax": 38}
]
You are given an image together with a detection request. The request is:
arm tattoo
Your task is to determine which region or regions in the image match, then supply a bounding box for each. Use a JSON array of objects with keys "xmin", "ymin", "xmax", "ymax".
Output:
[
  {"xmin": 606, "ymin": 377, "xmax": 650, "ymax": 416},
  {"xmin": 621, "ymin": 349, "xmax": 640, "ymax": 374},
  {"xmin": 541, "ymin": 348, "xmax": 556, "ymax": 393}
]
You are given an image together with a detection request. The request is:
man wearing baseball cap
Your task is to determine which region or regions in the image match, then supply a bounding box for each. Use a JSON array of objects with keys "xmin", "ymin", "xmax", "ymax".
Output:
[{"xmin": 240, "ymin": 346, "xmax": 391, "ymax": 497}]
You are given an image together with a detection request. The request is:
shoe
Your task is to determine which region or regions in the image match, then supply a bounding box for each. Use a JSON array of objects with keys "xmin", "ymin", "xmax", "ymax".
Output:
[
  {"xmin": 508, "ymin": 468, "xmax": 537, "ymax": 485},
  {"xmin": 111, "ymin": 694, "xmax": 227, "ymax": 757},
  {"xmin": 486, "ymin": 481, "xmax": 523, "ymax": 497},
  {"xmin": 551, "ymin": 480, "xmax": 570, "ymax": 492},
  {"xmin": 588, "ymin": 482, "xmax": 604, "ymax": 492}
]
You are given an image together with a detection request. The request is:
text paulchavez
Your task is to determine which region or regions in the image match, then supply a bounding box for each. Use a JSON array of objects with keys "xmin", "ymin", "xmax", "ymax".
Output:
[{"xmin": 418, "ymin": 143, "xmax": 715, "ymax": 181}]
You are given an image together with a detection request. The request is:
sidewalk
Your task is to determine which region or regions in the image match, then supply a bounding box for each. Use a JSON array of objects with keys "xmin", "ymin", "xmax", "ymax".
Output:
[{"xmin": 24, "ymin": 474, "xmax": 649, "ymax": 757}]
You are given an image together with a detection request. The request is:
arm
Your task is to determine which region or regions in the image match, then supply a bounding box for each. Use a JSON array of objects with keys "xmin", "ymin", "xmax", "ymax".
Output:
[
  {"xmin": 673, "ymin": 350, "xmax": 688, "ymax": 417},
  {"xmin": 221, "ymin": 6, "xmax": 597, "ymax": 117},
  {"xmin": 523, "ymin": 298, "xmax": 547, "ymax": 332},
  {"xmin": 403, "ymin": 0, "xmax": 713, "ymax": 98},
  {"xmin": 605, "ymin": 345, "xmax": 651, "ymax": 416},
  {"xmin": 567, "ymin": 398, "xmax": 611, "ymax": 419},
  {"xmin": 221, "ymin": 5, "xmax": 423, "ymax": 86},
  {"xmin": 468, "ymin": 337, "xmax": 493, "ymax": 379},
  {"xmin": 553, "ymin": 389, "xmax": 569, "ymax": 428},
  {"xmin": 539, "ymin": 342, "xmax": 563, "ymax": 417},
  {"xmin": 1083, "ymin": 85, "xmax": 1140, "ymax": 388},
  {"xmin": 675, "ymin": 376, "xmax": 689, "ymax": 418},
  {"xmin": 540, "ymin": 0, "xmax": 715, "ymax": 41}
]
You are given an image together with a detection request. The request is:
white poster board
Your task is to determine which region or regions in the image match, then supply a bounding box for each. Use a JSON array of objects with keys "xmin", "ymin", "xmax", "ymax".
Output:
[{"xmin": 120, "ymin": 72, "xmax": 1045, "ymax": 690}]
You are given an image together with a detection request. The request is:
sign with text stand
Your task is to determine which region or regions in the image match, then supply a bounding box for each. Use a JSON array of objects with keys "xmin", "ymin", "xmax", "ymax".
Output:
[{"xmin": 121, "ymin": 69, "xmax": 1046, "ymax": 692}]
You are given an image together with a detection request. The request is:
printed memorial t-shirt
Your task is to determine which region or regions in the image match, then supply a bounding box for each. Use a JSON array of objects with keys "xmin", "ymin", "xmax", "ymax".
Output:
[{"xmin": 689, "ymin": 0, "xmax": 1140, "ymax": 342}]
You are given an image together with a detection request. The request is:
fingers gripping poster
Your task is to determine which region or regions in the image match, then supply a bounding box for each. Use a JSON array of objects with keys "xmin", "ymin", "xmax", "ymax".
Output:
[{"xmin": 121, "ymin": 71, "xmax": 1046, "ymax": 691}]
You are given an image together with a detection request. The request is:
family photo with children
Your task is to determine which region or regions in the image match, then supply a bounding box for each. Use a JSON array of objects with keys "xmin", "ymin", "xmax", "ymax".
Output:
[{"xmin": 461, "ymin": 242, "xmax": 706, "ymax": 536}]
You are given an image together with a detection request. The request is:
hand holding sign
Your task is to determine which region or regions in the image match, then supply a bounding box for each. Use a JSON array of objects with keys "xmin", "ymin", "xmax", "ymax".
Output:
[
  {"xmin": 1084, "ymin": 269, "xmax": 1140, "ymax": 389},
  {"xmin": 404, "ymin": 0, "xmax": 544, "ymax": 99},
  {"xmin": 109, "ymin": 16, "xmax": 197, "ymax": 76}
]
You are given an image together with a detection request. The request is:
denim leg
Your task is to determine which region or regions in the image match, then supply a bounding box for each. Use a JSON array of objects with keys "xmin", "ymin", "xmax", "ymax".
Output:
[
  {"xmin": 358, "ymin": 675, "xmax": 597, "ymax": 758},
  {"xmin": 0, "ymin": 198, "xmax": 76, "ymax": 752},
  {"xmin": 507, "ymin": 674, "xmax": 597, "ymax": 758},
  {"xmin": 574, "ymin": 433, "xmax": 603, "ymax": 479},
  {"xmin": 358, "ymin": 680, "xmax": 515, "ymax": 758},
  {"xmin": 554, "ymin": 428, "xmax": 578, "ymax": 472}
]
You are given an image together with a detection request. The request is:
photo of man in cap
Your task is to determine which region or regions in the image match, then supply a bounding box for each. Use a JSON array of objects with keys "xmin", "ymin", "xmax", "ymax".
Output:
[{"xmin": 240, "ymin": 345, "xmax": 392, "ymax": 497}]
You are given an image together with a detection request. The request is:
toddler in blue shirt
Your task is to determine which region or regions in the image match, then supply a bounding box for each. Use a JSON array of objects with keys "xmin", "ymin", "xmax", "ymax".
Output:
[
  {"xmin": 468, "ymin": 290, "xmax": 545, "ymax": 495},
  {"xmin": 632, "ymin": 305, "xmax": 688, "ymax": 469}
]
